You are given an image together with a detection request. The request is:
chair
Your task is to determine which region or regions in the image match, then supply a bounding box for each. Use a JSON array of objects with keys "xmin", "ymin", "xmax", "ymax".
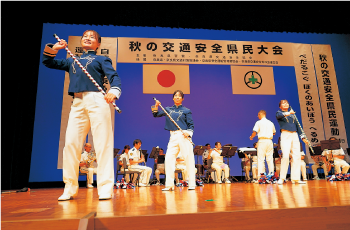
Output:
[
  {"xmin": 116, "ymin": 156, "xmax": 142, "ymax": 186},
  {"xmin": 205, "ymin": 158, "xmax": 217, "ymax": 183}
]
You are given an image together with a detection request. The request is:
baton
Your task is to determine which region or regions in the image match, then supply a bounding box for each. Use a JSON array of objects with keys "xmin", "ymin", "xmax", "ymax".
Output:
[
  {"xmin": 153, "ymin": 97, "xmax": 195, "ymax": 146},
  {"xmin": 289, "ymin": 106, "xmax": 314, "ymax": 154},
  {"xmin": 53, "ymin": 34, "xmax": 122, "ymax": 113}
]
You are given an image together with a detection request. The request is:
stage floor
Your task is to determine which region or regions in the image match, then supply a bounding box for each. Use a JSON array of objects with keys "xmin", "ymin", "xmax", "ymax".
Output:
[{"xmin": 2, "ymin": 180, "xmax": 350, "ymax": 229}]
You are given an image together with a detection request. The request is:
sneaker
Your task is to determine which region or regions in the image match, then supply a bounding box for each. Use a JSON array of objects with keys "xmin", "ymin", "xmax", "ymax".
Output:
[
  {"xmin": 292, "ymin": 180, "xmax": 306, "ymax": 184},
  {"xmin": 224, "ymin": 179, "xmax": 231, "ymax": 184},
  {"xmin": 87, "ymin": 184, "xmax": 94, "ymax": 188},
  {"xmin": 277, "ymin": 179, "xmax": 284, "ymax": 185},
  {"xmin": 217, "ymin": 181, "xmax": 222, "ymax": 184},
  {"xmin": 139, "ymin": 183, "xmax": 147, "ymax": 187}
]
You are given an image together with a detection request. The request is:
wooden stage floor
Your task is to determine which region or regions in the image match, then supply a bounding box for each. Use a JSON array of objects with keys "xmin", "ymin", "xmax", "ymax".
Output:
[{"xmin": 2, "ymin": 180, "xmax": 350, "ymax": 229}]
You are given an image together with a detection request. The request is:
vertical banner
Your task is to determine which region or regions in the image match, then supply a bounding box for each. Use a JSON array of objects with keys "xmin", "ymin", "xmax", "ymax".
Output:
[
  {"xmin": 57, "ymin": 36, "xmax": 118, "ymax": 169},
  {"xmin": 292, "ymin": 44, "xmax": 325, "ymax": 156},
  {"xmin": 312, "ymin": 44, "xmax": 348, "ymax": 150}
]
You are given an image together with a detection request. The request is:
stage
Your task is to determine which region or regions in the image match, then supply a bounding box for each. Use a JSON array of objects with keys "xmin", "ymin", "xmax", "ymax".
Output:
[{"xmin": 2, "ymin": 180, "xmax": 350, "ymax": 229}]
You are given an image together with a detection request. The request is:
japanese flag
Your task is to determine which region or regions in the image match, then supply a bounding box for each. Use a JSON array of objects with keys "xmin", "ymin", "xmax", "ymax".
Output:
[{"xmin": 143, "ymin": 64, "xmax": 190, "ymax": 94}]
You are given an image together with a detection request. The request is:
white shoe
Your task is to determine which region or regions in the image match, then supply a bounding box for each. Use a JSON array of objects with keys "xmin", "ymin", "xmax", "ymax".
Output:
[
  {"xmin": 99, "ymin": 194, "xmax": 112, "ymax": 200},
  {"xmin": 224, "ymin": 179, "xmax": 231, "ymax": 184},
  {"xmin": 138, "ymin": 183, "xmax": 147, "ymax": 187},
  {"xmin": 162, "ymin": 187, "xmax": 174, "ymax": 191},
  {"xmin": 58, "ymin": 194, "xmax": 73, "ymax": 201},
  {"xmin": 277, "ymin": 179, "xmax": 284, "ymax": 185},
  {"xmin": 217, "ymin": 181, "xmax": 222, "ymax": 184},
  {"xmin": 87, "ymin": 184, "xmax": 94, "ymax": 188},
  {"xmin": 188, "ymin": 186, "xmax": 195, "ymax": 190},
  {"xmin": 292, "ymin": 180, "xmax": 306, "ymax": 184}
]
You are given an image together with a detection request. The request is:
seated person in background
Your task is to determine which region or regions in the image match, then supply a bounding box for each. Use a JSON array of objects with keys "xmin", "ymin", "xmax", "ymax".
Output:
[
  {"xmin": 309, "ymin": 143, "xmax": 328, "ymax": 180},
  {"xmin": 154, "ymin": 148, "xmax": 165, "ymax": 185},
  {"xmin": 208, "ymin": 142, "xmax": 231, "ymax": 184},
  {"xmin": 202, "ymin": 143, "xmax": 211, "ymax": 169},
  {"xmin": 128, "ymin": 139, "xmax": 152, "ymax": 187},
  {"xmin": 242, "ymin": 142, "xmax": 259, "ymax": 182},
  {"xmin": 175, "ymin": 152, "xmax": 197, "ymax": 184},
  {"xmin": 322, "ymin": 137, "xmax": 350, "ymax": 175},
  {"xmin": 80, "ymin": 143, "xmax": 97, "ymax": 188},
  {"xmin": 119, "ymin": 145, "xmax": 138, "ymax": 184}
]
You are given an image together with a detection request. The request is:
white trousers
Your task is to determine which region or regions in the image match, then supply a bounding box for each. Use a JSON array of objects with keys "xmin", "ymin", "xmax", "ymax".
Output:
[
  {"xmin": 334, "ymin": 160, "xmax": 350, "ymax": 174},
  {"xmin": 129, "ymin": 165, "xmax": 152, "ymax": 184},
  {"xmin": 80, "ymin": 167, "xmax": 97, "ymax": 185},
  {"xmin": 62, "ymin": 92, "xmax": 114, "ymax": 197},
  {"xmin": 165, "ymin": 131, "xmax": 196, "ymax": 187},
  {"xmin": 279, "ymin": 131, "xmax": 301, "ymax": 181},
  {"xmin": 257, "ymin": 139, "xmax": 274, "ymax": 175},
  {"xmin": 211, "ymin": 163, "xmax": 230, "ymax": 181}
]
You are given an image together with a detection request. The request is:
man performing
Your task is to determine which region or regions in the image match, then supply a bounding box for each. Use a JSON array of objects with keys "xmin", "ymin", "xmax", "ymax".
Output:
[
  {"xmin": 42, "ymin": 30, "xmax": 121, "ymax": 200},
  {"xmin": 79, "ymin": 143, "xmax": 97, "ymax": 188},
  {"xmin": 207, "ymin": 142, "xmax": 231, "ymax": 184},
  {"xmin": 250, "ymin": 110, "xmax": 276, "ymax": 177},
  {"xmin": 119, "ymin": 145, "xmax": 138, "ymax": 184},
  {"xmin": 128, "ymin": 139, "xmax": 152, "ymax": 187},
  {"xmin": 152, "ymin": 90, "xmax": 196, "ymax": 191},
  {"xmin": 276, "ymin": 100, "xmax": 308, "ymax": 185}
]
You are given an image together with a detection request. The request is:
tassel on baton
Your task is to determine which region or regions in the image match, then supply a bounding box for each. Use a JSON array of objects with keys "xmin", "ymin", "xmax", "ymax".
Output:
[
  {"xmin": 153, "ymin": 97, "xmax": 195, "ymax": 146},
  {"xmin": 289, "ymin": 106, "xmax": 314, "ymax": 154},
  {"xmin": 53, "ymin": 34, "xmax": 122, "ymax": 113}
]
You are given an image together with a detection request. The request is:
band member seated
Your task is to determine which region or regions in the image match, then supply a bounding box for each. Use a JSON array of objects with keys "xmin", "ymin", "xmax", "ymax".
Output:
[
  {"xmin": 322, "ymin": 137, "xmax": 350, "ymax": 175},
  {"xmin": 207, "ymin": 142, "xmax": 231, "ymax": 184},
  {"xmin": 154, "ymin": 148, "xmax": 165, "ymax": 185},
  {"xmin": 80, "ymin": 143, "xmax": 97, "ymax": 188},
  {"xmin": 119, "ymin": 145, "xmax": 138, "ymax": 184},
  {"xmin": 311, "ymin": 144, "xmax": 328, "ymax": 180},
  {"xmin": 202, "ymin": 143, "xmax": 211, "ymax": 168},
  {"xmin": 128, "ymin": 139, "xmax": 152, "ymax": 187},
  {"xmin": 175, "ymin": 153, "xmax": 198, "ymax": 184},
  {"xmin": 242, "ymin": 142, "xmax": 259, "ymax": 182}
]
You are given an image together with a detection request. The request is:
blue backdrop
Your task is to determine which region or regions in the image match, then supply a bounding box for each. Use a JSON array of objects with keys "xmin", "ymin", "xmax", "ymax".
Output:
[{"xmin": 29, "ymin": 23, "xmax": 350, "ymax": 182}]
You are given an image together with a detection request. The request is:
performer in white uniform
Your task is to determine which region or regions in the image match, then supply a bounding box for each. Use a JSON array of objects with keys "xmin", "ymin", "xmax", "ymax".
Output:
[
  {"xmin": 119, "ymin": 145, "xmax": 138, "ymax": 184},
  {"xmin": 322, "ymin": 137, "xmax": 349, "ymax": 175},
  {"xmin": 250, "ymin": 110, "xmax": 276, "ymax": 176},
  {"xmin": 79, "ymin": 143, "xmax": 97, "ymax": 188},
  {"xmin": 128, "ymin": 139, "xmax": 152, "ymax": 186},
  {"xmin": 43, "ymin": 30, "xmax": 121, "ymax": 201},
  {"xmin": 276, "ymin": 100, "xmax": 308, "ymax": 185},
  {"xmin": 152, "ymin": 90, "xmax": 196, "ymax": 191},
  {"xmin": 208, "ymin": 142, "xmax": 231, "ymax": 184}
]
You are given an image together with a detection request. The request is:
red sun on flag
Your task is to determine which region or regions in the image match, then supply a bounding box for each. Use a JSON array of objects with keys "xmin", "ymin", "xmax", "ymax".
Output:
[
  {"xmin": 143, "ymin": 64, "xmax": 190, "ymax": 94},
  {"xmin": 157, "ymin": 70, "xmax": 176, "ymax": 87}
]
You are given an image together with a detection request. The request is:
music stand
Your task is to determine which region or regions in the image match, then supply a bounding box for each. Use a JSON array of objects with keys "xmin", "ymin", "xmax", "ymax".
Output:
[
  {"xmin": 309, "ymin": 146, "xmax": 322, "ymax": 156},
  {"xmin": 149, "ymin": 147, "xmax": 160, "ymax": 159},
  {"xmin": 221, "ymin": 146, "xmax": 238, "ymax": 182},
  {"xmin": 113, "ymin": 148, "xmax": 120, "ymax": 158},
  {"xmin": 194, "ymin": 145, "xmax": 205, "ymax": 164},
  {"xmin": 320, "ymin": 140, "xmax": 340, "ymax": 151}
]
